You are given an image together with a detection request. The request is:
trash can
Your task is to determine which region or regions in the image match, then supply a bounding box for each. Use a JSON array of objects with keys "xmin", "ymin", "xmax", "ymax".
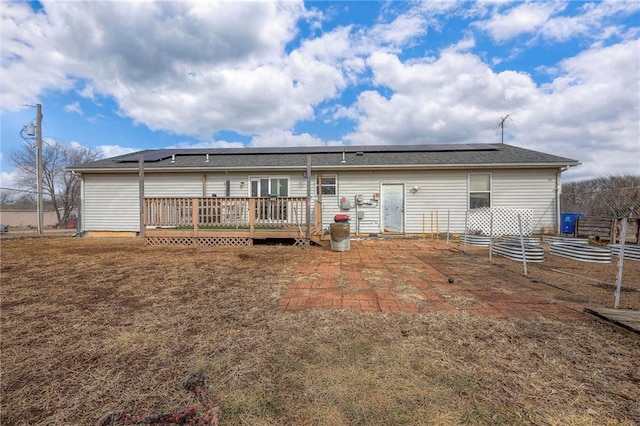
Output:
[
  {"xmin": 330, "ymin": 214, "xmax": 350, "ymax": 251},
  {"xmin": 560, "ymin": 212, "xmax": 584, "ymax": 235}
]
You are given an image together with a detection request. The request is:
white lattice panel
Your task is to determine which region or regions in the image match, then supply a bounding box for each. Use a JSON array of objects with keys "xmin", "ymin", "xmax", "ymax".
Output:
[{"xmin": 466, "ymin": 208, "xmax": 533, "ymax": 237}]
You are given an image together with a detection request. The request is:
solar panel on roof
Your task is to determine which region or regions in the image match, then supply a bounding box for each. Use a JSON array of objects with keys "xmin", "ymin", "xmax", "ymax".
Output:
[{"xmin": 115, "ymin": 143, "xmax": 499, "ymax": 163}]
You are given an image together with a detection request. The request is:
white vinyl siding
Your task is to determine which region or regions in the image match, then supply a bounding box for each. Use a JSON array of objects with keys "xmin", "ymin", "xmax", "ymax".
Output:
[
  {"xmin": 314, "ymin": 169, "xmax": 558, "ymax": 235},
  {"xmin": 145, "ymin": 174, "xmax": 205, "ymax": 197},
  {"xmin": 81, "ymin": 167, "xmax": 560, "ymax": 235},
  {"xmin": 491, "ymin": 169, "xmax": 558, "ymax": 234},
  {"xmin": 83, "ymin": 174, "xmax": 139, "ymax": 231}
]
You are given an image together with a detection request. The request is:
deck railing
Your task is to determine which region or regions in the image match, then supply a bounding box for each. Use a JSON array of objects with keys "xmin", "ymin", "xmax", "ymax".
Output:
[{"xmin": 144, "ymin": 197, "xmax": 309, "ymax": 230}]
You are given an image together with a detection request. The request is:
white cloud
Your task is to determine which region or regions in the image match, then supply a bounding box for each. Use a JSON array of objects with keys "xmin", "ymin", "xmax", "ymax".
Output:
[
  {"xmin": 1, "ymin": 2, "xmax": 76, "ymax": 112},
  {"xmin": 251, "ymin": 130, "xmax": 333, "ymax": 147},
  {"xmin": 340, "ymin": 36, "xmax": 638, "ymax": 181},
  {"xmin": 368, "ymin": 10, "xmax": 429, "ymax": 49},
  {"xmin": 64, "ymin": 102, "xmax": 82, "ymax": 115},
  {"xmin": 1, "ymin": 1, "xmax": 319, "ymax": 137},
  {"xmin": 475, "ymin": 0, "xmax": 640, "ymax": 44},
  {"xmin": 0, "ymin": 169, "xmax": 19, "ymax": 190},
  {"xmin": 343, "ymin": 48, "xmax": 538, "ymax": 145},
  {"xmin": 475, "ymin": 1, "xmax": 565, "ymax": 42},
  {"xmin": 514, "ymin": 39, "xmax": 640, "ymax": 180},
  {"xmin": 169, "ymin": 140, "xmax": 246, "ymax": 149},
  {"xmin": 97, "ymin": 145, "xmax": 137, "ymax": 159},
  {"xmin": 1, "ymin": 0, "xmax": 638, "ymax": 182}
]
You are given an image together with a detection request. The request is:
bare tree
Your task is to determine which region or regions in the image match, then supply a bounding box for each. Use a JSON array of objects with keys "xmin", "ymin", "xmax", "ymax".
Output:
[
  {"xmin": 10, "ymin": 141, "xmax": 102, "ymax": 227},
  {"xmin": 562, "ymin": 174, "xmax": 640, "ymax": 218}
]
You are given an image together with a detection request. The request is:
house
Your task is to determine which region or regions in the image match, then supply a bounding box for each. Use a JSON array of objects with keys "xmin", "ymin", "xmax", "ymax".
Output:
[{"xmin": 68, "ymin": 143, "xmax": 579, "ymax": 245}]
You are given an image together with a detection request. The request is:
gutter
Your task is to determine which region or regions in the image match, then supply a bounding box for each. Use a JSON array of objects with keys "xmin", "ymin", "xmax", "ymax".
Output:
[{"xmin": 68, "ymin": 162, "xmax": 581, "ymax": 174}]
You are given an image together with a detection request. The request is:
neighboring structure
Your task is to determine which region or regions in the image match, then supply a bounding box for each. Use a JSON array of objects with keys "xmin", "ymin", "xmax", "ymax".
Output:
[
  {"xmin": 69, "ymin": 143, "xmax": 579, "ymax": 244},
  {"xmin": 0, "ymin": 209, "xmax": 69, "ymax": 229}
]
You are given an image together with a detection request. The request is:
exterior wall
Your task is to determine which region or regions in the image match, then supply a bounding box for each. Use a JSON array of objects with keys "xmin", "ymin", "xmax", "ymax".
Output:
[
  {"xmin": 83, "ymin": 174, "xmax": 140, "ymax": 231},
  {"xmin": 81, "ymin": 167, "xmax": 560, "ymax": 235},
  {"xmin": 314, "ymin": 168, "xmax": 559, "ymax": 235},
  {"xmin": 491, "ymin": 169, "xmax": 558, "ymax": 234},
  {"xmin": 145, "ymin": 173, "xmax": 205, "ymax": 197}
]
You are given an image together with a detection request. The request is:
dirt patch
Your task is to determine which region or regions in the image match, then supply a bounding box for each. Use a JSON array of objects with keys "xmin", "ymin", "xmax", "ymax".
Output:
[{"xmin": 1, "ymin": 237, "xmax": 639, "ymax": 425}]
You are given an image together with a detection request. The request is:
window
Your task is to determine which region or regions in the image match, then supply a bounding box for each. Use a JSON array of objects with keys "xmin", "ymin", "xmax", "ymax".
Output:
[
  {"xmin": 316, "ymin": 174, "xmax": 337, "ymax": 196},
  {"xmin": 249, "ymin": 177, "xmax": 289, "ymax": 221},
  {"xmin": 250, "ymin": 177, "xmax": 289, "ymax": 197},
  {"xmin": 469, "ymin": 173, "xmax": 491, "ymax": 209}
]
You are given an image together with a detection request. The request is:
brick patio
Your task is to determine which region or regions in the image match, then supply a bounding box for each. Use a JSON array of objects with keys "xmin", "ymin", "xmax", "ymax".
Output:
[{"xmin": 278, "ymin": 238, "xmax": 588, "ymax": 319}]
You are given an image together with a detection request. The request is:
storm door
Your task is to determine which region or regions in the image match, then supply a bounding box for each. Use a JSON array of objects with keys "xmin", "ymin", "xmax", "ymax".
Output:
[{"xmin": 381, "ymin": 184, "xmax": 404, "ymax": 233}]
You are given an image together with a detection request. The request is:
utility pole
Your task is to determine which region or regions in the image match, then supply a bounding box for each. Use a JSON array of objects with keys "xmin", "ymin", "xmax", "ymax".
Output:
[{"xmin": 36, "ymin": 103, "xmax": 44, "ymax": 235}]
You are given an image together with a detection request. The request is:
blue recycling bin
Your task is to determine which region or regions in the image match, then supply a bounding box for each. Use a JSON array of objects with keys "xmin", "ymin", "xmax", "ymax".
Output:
[{"xmin": 561, "ymin": 213, "xmax": 584, "ymax": 235}]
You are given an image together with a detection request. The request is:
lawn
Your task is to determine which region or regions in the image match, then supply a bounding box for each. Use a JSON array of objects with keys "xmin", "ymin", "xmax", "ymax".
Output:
[{"xmin": 1, "ymin": 238, "xmax": 639, "ymax": 425}]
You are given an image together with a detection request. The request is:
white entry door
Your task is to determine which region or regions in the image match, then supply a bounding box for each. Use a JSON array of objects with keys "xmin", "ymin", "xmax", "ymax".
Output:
[{"xmin": 381, "ymin": 184, "xmax": 404, "ymax": 233}]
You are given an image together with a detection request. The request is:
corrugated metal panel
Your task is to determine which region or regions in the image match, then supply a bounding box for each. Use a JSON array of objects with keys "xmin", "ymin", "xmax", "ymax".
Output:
[
  {"xmin": 492, "ymin": 169, "xmax": 557, "ymax": 233},
  {"xmin": 84, "ymin": 174, "xmax": 139, "ymax": 231}
]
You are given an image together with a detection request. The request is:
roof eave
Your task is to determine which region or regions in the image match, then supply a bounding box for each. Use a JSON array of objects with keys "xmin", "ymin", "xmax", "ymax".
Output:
[{"xmin": 69, "ymin": 161, "xmax": 580, "ymax": 174}]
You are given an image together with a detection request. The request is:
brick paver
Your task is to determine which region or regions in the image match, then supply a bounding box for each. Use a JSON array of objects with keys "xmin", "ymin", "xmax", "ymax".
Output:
[{"xmin": 278, "ymin": 239, "xmax": 588, "ymax": 319}]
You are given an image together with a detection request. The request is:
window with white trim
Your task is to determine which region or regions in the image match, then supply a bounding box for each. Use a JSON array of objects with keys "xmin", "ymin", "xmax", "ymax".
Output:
[
  {"xmin": 250, "ymin": 177, "xmax": 289, "ymax": 197},
  {"xmin": 316, "ymin": 174, "xmax": 337, "ymax": 196},
  {"xmin": 469, "ymin": 173, "xmax": 491, "ymax": 209}
]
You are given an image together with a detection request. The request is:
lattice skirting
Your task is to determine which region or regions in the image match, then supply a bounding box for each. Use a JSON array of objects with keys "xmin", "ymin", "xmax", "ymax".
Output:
[
  {"xmin": 146, "ymin": 236, "xmax": 253, "ymax": 246},
  {"xmin": 467, "ymin": 207, "xmax": 533, "ymax": 237},
  {"xmin": 293, "ymin": 238, "xmax": 308, "ymax": 247}
]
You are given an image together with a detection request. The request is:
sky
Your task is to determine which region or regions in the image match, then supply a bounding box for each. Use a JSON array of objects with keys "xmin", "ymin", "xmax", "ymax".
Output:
[{"xmin": 1, "ymin": 0, "xmax": 639, "ymax": 189}]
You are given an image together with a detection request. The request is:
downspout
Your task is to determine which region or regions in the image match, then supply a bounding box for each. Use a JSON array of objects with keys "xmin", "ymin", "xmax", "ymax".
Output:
[
  {"xmin": 306, "ymin": 155, "xmax": 311, "ymax": 241},
  {"xmin": 557, "ymin": 167, "xmax": 569, "ymax": 235},
  {"xmin": 78, "ymin": 173, "xmax": 84, "ymax": 236},
  {"xmin": 139, "ymin": 157, "xmax": 145, "ymax": 238}
]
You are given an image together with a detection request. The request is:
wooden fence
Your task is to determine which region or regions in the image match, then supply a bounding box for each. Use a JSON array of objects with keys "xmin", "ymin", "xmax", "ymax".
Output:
[{"xmin": 576, "ymin": 217, "xmax": 639, "ymax": 244}]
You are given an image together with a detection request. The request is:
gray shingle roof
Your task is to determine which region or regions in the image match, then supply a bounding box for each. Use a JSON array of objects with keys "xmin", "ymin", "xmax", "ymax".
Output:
[{"xmin": 69, "ymin": 143, "xmax": 579, "ymax": 172}]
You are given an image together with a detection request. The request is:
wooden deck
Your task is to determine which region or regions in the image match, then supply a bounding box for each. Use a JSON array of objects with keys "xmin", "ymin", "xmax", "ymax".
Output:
[
  {"xmin": 143, "ymin": 197, "xmax": 324, "ymax": 246},
  {"xmin": 584, "ymin": 307, "xmax": 640, "ymax": 335}
]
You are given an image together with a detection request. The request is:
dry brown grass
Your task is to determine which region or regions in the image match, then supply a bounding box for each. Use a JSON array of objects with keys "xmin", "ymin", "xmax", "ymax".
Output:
[{"xmin": 1, "ymin": 237, "xmax": 639, "ymax": 425}]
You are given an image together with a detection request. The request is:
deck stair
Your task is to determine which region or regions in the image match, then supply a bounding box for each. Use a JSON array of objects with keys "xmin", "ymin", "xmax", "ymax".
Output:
[{"xmin": 310, "ymin": 225, "xmax": 330, "ymax": 247}]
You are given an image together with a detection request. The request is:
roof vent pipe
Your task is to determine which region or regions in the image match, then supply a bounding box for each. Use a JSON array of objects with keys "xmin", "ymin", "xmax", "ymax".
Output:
[
  {"xmin": 341, "ymin": 151, "xmax": 346, "ymax": 164},
  {"xmin": 205, "ymin": 153, "xmax": 210, "ymax": 163},
  {"xmin": 171, "ymin": 154, "xmax": 175, "ymax": 163}
]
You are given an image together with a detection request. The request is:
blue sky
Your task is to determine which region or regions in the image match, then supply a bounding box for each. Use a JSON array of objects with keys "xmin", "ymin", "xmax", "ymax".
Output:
[{"xmin": 1, "ymin": 0, "xmax": 639, "ymax": 188}]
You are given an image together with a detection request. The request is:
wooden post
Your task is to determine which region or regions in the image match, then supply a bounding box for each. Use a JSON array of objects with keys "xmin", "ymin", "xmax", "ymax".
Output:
[
  {"xmin": 139, "ymin": 157, "xmax": 145, "ymax": 237},
  {"xmin": 192, "ymin": 198, "xmax": 199, "ymax": 236},
  {"xmin": 315, "ymin": 201, "xmax": 322, "ymax": 227},
  {"xmin": 446, "ymin": 209, "xmax": 450, "ymax": 246},
  {"xmin": 614, "ymin": 218, "xmax": 628, "ymax": 309},
  {"xmin": 249, "ymin": 198, "xmax": 256, "ymax": 238}
]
